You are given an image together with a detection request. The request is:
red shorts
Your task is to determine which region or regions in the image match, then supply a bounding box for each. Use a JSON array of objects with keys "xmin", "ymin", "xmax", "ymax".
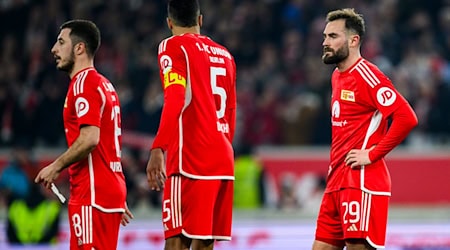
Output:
[
  {"xmin": 162, "ymin": 175, "xmax": 233, "ymax": 240},
  {"xmin": 315, "ymin": 188, "xmax": 389, "ymax": 248},
  {"xmin": 68, "ymin": 204, "xmax": 122, "ymax": 250}
]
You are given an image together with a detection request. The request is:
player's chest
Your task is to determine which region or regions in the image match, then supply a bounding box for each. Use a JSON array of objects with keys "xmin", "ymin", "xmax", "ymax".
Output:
[{"xmin": 331, "ymin": 76, "xmax": 368, "ymax": 116}]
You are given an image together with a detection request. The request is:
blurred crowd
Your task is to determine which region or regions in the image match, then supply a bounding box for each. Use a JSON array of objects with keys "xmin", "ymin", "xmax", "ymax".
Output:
[{"xmin": 1, "ymin": 0, "xmax": 450, "ymax": 213}]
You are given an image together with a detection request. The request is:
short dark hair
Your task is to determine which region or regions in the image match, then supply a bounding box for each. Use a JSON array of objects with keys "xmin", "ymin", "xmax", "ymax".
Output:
[
  {"xmin": 60, "ymin": 19, "xmax": 101, "ymax": 58},
  {"xmin": 326, "ymin": 8, "xmax": 365, "ymax": 42},
  {"xmin": 167, "ymin": 0, "xmax": 200, "ymax": 27}
]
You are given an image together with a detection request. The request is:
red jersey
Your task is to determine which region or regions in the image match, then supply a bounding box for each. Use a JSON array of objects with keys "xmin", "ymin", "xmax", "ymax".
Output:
[
  {"xmin": 152, "ymin": 33, "xmax": 236, "ymax": 179},
  {"xmin": 326, "ymin": 58, "xmax": 412, "ymax": 195},
  {"xmin": 64, "ymin": 67, "xmax": 126, "ymax": 212}
]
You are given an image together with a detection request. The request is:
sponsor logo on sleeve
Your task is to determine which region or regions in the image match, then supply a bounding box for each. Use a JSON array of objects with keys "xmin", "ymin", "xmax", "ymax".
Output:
[
  {"xmin": 159, "ymin": 55, "xmax": 172, "ymax": 74},
  {"xmin": 75, "ymin": 97, "xmax": 89, "ymax": 117},
  {"xmin": 376, "ymin": 87, "xmax": 396, "ymax": 106},
  {"xmin": 340, "ymin": 90, "xmax": 355, "ymax": 102}
]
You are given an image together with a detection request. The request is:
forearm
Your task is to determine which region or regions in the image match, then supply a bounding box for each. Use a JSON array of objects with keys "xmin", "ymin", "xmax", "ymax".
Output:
[
  {"xmin": 369, "ymin": 104, "xmax": 418, "ymax": 162},
  {"xmin": 54, "ymin": 126, "xmax": 99, "ymax": 172},
  {"xmin": 152, "ymin": 85, "xmax": 185, "ymax": 150}
]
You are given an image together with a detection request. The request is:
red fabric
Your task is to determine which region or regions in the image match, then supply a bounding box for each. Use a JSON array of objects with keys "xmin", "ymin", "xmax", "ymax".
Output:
[
  {"xmin": 151, "ymin": 84, "xmax": 186, "ymax": 151},
  {"xmin": 64, "ymin": 68, "xmax": 126, "ymax": 210},
  {"xmin": 152, "ymin": 33, "xmax": 236, "ymax": 179},
  {"xmin": 162, "ymin": 176, "xmax": 233, "ymax": 240},
  {"xmin": 68, "ymin": 205, "xmax": 122, "ymax": 250},
  {"xmin": 326, "ymin": 58, "xmax": 417, "ymax": 193},
  {"xmin": 315, "ymin": 189, "xmax": 389, "ymax": 248},
  {"xmin": 369, "ymin": 104, "xmax": 418, "ymax": 162}
]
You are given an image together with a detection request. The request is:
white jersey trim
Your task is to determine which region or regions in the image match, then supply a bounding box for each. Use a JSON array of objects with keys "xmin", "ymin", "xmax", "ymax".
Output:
[
  {"xmin": 360, "ymin": 111, "xmax": 391, "ymax": 196},
  {"xmin": 81, "ymin": 205, "xmax": 93, "ymax": 245},
  {"xmin": 88, "ymin": 154, "xmax": 126, "ymax": 213},
  {"xmin": 182, "ymin": 229, "xmax": 232, "ymax": 241},
  {"xmin": 366, "ymin": 236, "xmax": 385, "ymax": 249},
  {"xmin": 73, "ymin": 69, "xmax": 93, "ymax": 96},
  {"xmin": 360, "ymin": 192, "xmax": 371, "ymax": 231},
  {"xmin": 351, "ymin": 60, "xmax": 380, "ymax": 89},
  {"xmin": 176, "ymin": 46, "xmax": 235, "ymax": 180},
  {"xmin": 170, "ymin": 176, "xmax": 182, "ymax": 228},
  {"xmin": 97, "ymin": 86, "xmax": 106, "ymax": 117}
]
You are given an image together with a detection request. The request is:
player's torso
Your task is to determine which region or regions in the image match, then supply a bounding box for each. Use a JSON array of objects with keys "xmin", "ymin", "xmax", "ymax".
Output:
[
  {"xmin": 326, "ymin": 62, "xmax": 391, "ymax": 193},
  {"xmin": 329, "ymin": 71, "xmax": 380, "ymax": 167},
  {"xmin": 63, "ymin": 68, "xmax": 126, "ymax": 209}
]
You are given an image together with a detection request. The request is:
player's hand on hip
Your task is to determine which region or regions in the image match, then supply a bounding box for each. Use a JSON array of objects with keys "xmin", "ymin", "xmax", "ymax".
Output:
[
  {"xmin": 345, "ymin": 147, "xmax": 373, "ymax": 168},
  {"xmin": 146, "ymin": 148, "xmax": 166, "ymax": 191},
  {"xmin": 34, "ymin": 162, "xmax": 61, "ymax": 189}
]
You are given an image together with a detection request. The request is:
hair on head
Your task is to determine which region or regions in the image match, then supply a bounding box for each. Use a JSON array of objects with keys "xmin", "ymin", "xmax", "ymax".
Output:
[
  {"xmin": 60, "ymin": 19, "xmax": 101, "ymax": 57},
  {"xmin": 167, "ymin": 0, "xmax": 200, "ymax": 27}
]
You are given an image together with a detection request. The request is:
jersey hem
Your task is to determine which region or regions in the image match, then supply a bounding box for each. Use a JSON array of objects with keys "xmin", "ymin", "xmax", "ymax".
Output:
[
  {"xmin": 92, "ymin": 203, "xmax": 125, "ymax": 213},
  {"xmin": 366, "ymin": 236, "xmax": 385, "ymax": 249},
  {"xmin": 182, "ymin": 229, "xmax": 232, "ymax": 241},
  {"xmin": 180, "ymin": 170, "xmax": 235, "ymax": 180}
]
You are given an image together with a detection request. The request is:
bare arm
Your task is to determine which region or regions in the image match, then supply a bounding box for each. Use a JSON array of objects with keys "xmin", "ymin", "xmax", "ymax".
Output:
[{"xmin": 35, "ymin": 125, "xmax": 99, "ymax": 188}]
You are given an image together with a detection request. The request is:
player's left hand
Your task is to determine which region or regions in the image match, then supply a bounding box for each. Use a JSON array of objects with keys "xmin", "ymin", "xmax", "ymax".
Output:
[
  {"xmin": 121, "ymin": 203, "xmax": 134, "ymax": 226},
  {"xmin": 344, "ymin": 147, "xmax": 373, "ymax": 168}
]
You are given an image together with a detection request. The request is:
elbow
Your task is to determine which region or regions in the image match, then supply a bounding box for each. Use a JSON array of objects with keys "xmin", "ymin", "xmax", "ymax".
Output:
[
  {"xmin": 86, "ymin": 136, "xmax": 99, "ymax": 150},
  {"xmin": 409, "ymin": 113, "xmax": 419, "ymax": 130}
]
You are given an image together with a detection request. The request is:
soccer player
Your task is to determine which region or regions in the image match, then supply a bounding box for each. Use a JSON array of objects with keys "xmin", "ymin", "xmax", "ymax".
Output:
[
  {"xmin": 145, "ymin": 0, "xmax": 236, "ymax": 249},
  {"xmin": 34, "ymin": 20, "xmax": 133, "ymax": 249},
  {"xmin": 313, "ymin": 8, "xmax": 418, "ymax": 250}
]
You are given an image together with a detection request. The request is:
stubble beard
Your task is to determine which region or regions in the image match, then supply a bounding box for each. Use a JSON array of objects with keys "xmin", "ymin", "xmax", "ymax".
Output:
[{"xmin": 57, "ymin": 51, "xmax": 75, "ymax": 74}]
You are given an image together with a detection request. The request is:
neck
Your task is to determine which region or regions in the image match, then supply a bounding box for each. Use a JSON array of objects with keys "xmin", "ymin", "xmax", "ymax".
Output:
[
  {"xmin": 69, "ymin": 58, "xmax": 94, "ymax": 79},
  {"xmin": 171, "ymin": 25, "xmax": 200, "ymax": 36},
  {"xmin": 337, "ymin": 50, "xmax": 361, "ymax": 72}
]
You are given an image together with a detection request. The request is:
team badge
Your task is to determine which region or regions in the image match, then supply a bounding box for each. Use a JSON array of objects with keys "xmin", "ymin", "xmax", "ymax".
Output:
[
  {"xmin": 376, "ymin": 87, "xmax": 396, "ymax": 106},
  {"xmin": 341, "ymin": 90, "xmax": 355, "ymax": 102}
]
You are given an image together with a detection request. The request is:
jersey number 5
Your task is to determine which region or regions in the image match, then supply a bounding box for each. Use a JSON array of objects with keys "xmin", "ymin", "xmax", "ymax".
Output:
[{"xmin": 210, "ymin": 67, "xmax": 227, "ymax": 119}]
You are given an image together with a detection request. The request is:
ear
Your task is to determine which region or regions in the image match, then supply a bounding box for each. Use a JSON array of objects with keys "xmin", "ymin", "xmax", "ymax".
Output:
[
  {"xmin": 198, "ymin": 14, "xmax": 203, "ymax": 28},
  {"xmin": 349, "ymin": 34, "xmax": 360, "ymax": 48},
  {"xmin": 74, "ymin": 42, "xmax": 85, "ymax": 56},
  {"xmin": 166, "ymin": 17, "xmax": 173, "ymax": 30}
]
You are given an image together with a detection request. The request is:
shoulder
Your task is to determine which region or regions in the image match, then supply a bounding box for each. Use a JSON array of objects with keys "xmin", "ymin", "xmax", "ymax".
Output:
[
  {"xmin": 158, "ymin": 35, "xmax": 190, "ymax": 55},
  {"xmin": 348, "ymin": 58, "xmax": 389, "ymax": 88},
  {"xmin": 71, "ymin": 68, "xmax": 101, "ymax": 96}
]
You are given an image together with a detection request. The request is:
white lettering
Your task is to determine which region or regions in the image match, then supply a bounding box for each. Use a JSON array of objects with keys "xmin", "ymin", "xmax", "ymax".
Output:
[
  {"xmin": 196, "ymin": 42, "xmax": 232, "ymax": 59},
  {"xmin": 331, "ymin": 119, "xmax": 348, "ymax": 127},
  {"xmin": 110, "ymin": 162, "xmax": 122, "ymax": 172},
  {"xmin": 217, "ymin": 121, "xmax": 229, "ymax": 133},
  {"xmin": 209, "ymin": 56, "xmax": 225, "ymax": 64}
]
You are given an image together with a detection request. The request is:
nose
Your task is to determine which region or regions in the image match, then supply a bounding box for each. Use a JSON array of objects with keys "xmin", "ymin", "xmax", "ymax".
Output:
[
  {"xmin": 51, "ymin": 44, "xmax": 57, "ymax": 54},
  {"xmin": 322, "ymin": 38, "xmax": 328, "ymax": 47}
]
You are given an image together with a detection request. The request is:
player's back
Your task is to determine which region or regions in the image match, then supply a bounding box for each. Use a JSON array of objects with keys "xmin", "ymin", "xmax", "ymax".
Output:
[{"xmin": 159, "ymin": 34, "xmax": 236, "ymax": 179}]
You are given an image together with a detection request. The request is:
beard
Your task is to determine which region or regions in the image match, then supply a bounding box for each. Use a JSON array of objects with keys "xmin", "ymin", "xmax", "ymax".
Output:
[
  {"xmin": 56, "ymin": 51, "xmax": 75, "ymax": 73},
  {"xmin": 322, "ymin": 45, "xmax": 349, "ymax": 65}
]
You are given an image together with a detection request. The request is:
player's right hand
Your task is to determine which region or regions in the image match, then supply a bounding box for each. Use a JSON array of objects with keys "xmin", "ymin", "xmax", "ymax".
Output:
[
  {"xmin": 34, "ymin": 162, "xmax": 61, "ymax": 189},
  {"xmin": 146, "ymin": 148, "xmax": 166, "ymax": 191}
]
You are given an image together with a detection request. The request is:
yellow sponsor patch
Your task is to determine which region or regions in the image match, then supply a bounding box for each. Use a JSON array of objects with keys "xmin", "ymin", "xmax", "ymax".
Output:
[
  {"xmin": 163, "ymin": 70, "xmax": 186, "ymax": 89},
  {"xmin": 341, "ymin": 90, "xmax": 355, "ymax": 102}
]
